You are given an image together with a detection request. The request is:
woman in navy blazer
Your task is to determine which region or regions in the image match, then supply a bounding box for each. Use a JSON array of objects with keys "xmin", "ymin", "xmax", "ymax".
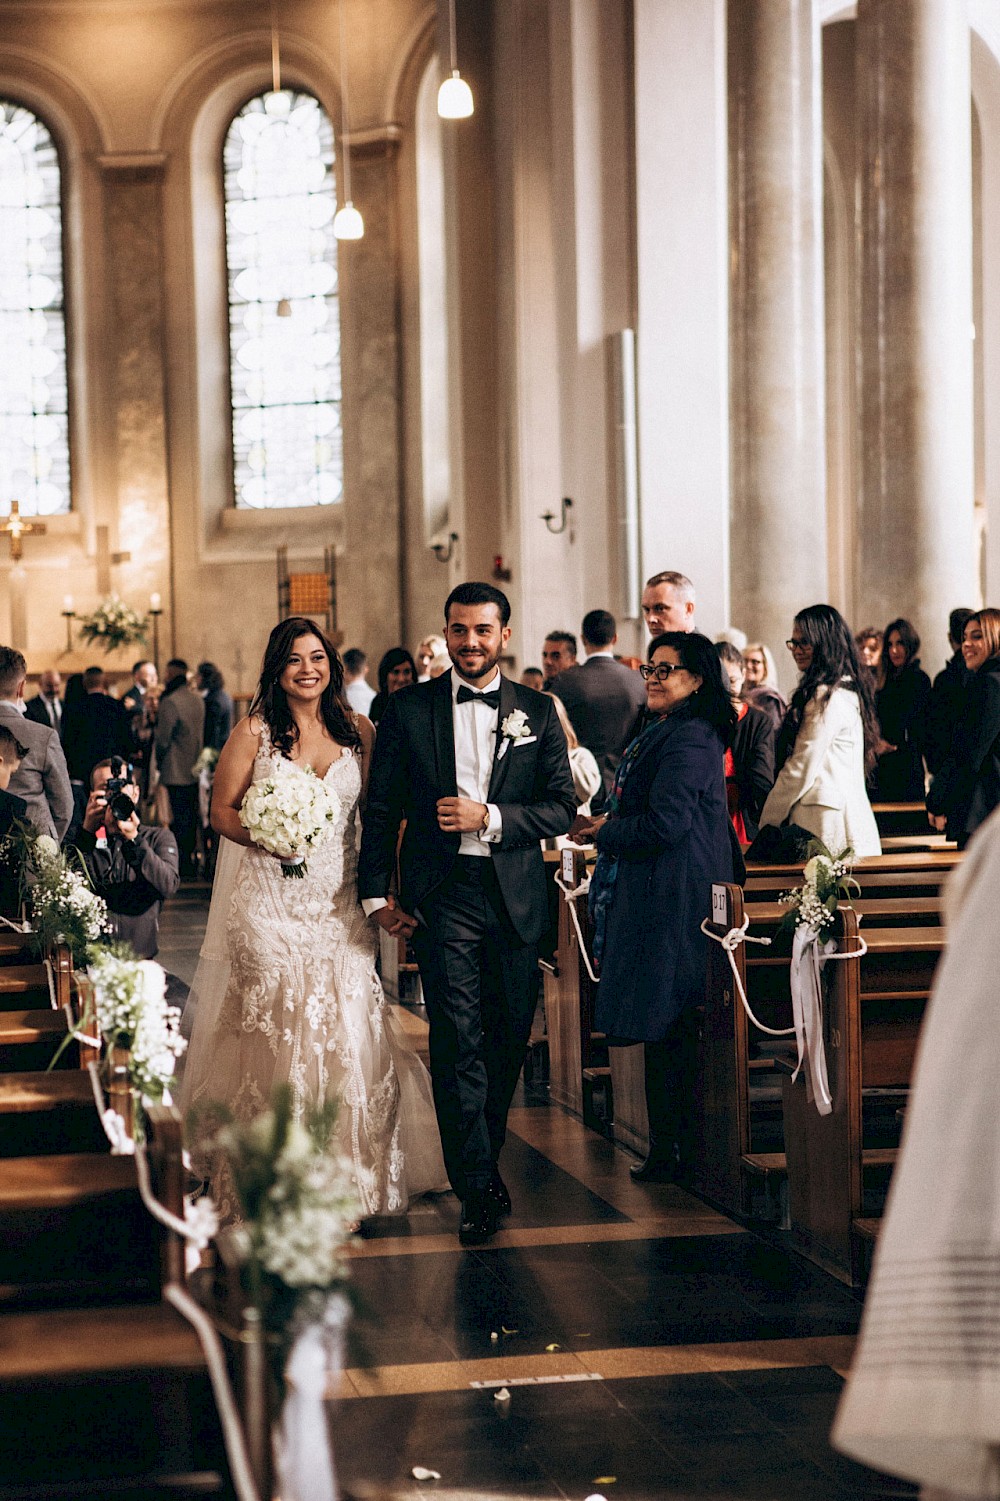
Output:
[{"xmin": 573, "ymin": 632, "xmax": 736, "ymax": 1183}]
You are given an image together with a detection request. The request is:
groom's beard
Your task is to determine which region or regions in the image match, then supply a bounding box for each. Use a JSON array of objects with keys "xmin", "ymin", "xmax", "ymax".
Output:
[{"xmin": 450, "ymin": 646, "xmax": 502, "ymax": 682}]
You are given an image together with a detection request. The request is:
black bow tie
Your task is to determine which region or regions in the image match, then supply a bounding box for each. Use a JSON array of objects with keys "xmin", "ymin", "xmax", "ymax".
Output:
[{"xmin": 457, "ymin": 685, "xmax": 501, "ymax": 709}]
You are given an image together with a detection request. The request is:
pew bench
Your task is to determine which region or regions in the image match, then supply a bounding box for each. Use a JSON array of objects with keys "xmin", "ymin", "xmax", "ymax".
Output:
[
  {"xmin": 0, "ymin": 1070, "xmax": 108, "ymax": 1158},
  {"xmin": 871, "ymin": 800, "xmax": 934, "ymax": 837}
]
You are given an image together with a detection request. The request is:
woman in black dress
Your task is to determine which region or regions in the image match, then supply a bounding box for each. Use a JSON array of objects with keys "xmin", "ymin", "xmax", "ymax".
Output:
[
  {"xmin": 927, "ymin": 608, "xmax": 1000, "ymax": 848},
  {"xmin": 872, "ymin": 618, "xmax": 931, "ymax": 801},
  {"xmin": 369, "ymin": 648, "xmax": 417, "ymax": 726}
]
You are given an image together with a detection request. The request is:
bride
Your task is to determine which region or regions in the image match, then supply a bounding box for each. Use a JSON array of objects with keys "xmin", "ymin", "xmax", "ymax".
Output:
[{"xmin": 180, "ymin": 616, "xmax": 446, "ymax": 1217}]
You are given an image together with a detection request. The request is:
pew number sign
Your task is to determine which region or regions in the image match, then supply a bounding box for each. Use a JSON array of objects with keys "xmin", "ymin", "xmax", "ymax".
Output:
[{"xmin": 711, "ymin": 884, "xmax": 728, "ymax": 927}]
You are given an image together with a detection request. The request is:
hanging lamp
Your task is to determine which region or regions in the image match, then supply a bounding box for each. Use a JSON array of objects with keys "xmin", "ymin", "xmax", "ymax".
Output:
[
  {"xmin": 333, "ymin": 0, "xmax": 364, "ymax": 240},
  {"xmin": 437, "ymin": 0, "xmax": 474, "ymax": 119}
]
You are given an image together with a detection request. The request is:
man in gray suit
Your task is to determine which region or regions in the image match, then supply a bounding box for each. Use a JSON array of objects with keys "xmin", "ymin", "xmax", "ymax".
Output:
[
  {"xmin": 551, "ymin": 609, "xmax": 647, "ymax": 806},
  {"xmin": 154, "ymin": 658, "xmax": 205, "ymax": 879},
  {"xmin": 0, "ymin": 647, "xmax": 73, "ymax": 841}
]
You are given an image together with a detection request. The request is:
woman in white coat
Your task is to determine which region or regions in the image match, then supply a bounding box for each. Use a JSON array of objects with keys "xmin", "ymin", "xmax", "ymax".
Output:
[{"xmin": 758, "ymin": 604, "xmax": 881, "ymax": 858}]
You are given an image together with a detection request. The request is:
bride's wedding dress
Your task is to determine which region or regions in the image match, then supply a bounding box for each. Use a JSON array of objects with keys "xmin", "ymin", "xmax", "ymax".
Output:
[{"xmin": 180, "ymin": 723, "xmax": 446, "ymax": 1216}]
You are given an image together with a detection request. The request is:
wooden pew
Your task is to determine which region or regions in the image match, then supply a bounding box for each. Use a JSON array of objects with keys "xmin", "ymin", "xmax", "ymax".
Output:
[
  {"xmin": 745, "ymin": 848, "xmax": 961, "ymax": 902},
  {"xmin": 696, "ymin": 882, "xmax": 942, "ymax": 1223},
  {"xmin": 871, "ymin": 800, "xmax": 934, "ymax": 837},
  {"xmin": 781, "ymin": 909, "xmax": 944, "ymax": 1284},
  {"xmin": 542, "ymin": 846, "xmax": 610, "ymax": 1124}
]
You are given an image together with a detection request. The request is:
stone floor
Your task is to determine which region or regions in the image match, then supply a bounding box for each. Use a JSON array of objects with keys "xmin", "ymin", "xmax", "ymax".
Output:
[{"xmin": 160, "ymin": 883, "xmax": 911, "ymax": 1501}]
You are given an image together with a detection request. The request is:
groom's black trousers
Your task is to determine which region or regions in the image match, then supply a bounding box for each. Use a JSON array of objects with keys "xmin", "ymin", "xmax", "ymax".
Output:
[{"xmin": 410, "ymin": 855, "xmax": 539, "ymax": 1199}]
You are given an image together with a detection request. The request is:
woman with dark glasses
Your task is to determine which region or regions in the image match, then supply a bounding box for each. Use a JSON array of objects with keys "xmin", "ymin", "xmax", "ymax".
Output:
[{"xmin": 571, "ymin": 631, "xmax": 736, "ymax": 1183}]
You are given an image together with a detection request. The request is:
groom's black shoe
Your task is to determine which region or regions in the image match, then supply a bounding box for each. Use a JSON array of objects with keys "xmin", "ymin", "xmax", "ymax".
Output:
[
  {"xmin": 459, "ymin": 1189, "xmax": 499, "ymax": 1247},
  {"xmin": 488, "ymin": 1169, "xmax": 512, "ymax": 1218}
]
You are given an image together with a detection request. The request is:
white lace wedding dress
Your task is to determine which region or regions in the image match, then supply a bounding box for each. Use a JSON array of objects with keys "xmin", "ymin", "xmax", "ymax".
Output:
[{"xmin": 180, "ymin": 725, "xmax": 447, "ymax": 1217}]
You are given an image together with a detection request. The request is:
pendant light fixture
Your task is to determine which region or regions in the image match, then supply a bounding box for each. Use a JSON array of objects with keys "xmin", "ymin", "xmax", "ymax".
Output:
[
  {"xmin": 437, "ymin": 0, "xmax": 474, "ymax": 119},
  {"xmin": 333, "ymin": 0, "xmax": 364, "ymax": 241}
]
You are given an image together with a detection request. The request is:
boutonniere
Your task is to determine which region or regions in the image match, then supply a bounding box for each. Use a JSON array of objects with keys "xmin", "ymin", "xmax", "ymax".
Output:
[{"xmin": 497, "ymin": 708, "xmax": 534, "ymax": 760}]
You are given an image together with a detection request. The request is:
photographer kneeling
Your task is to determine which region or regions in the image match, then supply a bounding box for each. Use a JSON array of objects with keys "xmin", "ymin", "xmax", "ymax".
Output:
[{"xmin": 71, "ymin": 756, "xmax": 179, "ymax": 959}]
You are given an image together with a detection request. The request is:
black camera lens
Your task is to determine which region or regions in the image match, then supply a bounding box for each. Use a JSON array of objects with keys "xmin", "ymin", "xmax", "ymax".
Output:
[{"xmin": 110, "ymin": 790, "xmax": 137, "ymax": 822}]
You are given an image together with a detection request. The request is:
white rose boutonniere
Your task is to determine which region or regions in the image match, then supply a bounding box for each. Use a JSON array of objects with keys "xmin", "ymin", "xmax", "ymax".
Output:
[{"xmin": 498, "ymin": 708, "xmax": 532, "ymax": 760}]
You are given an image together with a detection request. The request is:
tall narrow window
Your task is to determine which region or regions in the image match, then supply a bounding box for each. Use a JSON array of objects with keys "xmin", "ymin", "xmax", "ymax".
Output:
[
  {"xmin": 0, "ymin": 100, "xmax": 70, "ymax": 516},
  {"xmin": 224, "ymin": 90, "xmax": 343, "ymax": 510}
]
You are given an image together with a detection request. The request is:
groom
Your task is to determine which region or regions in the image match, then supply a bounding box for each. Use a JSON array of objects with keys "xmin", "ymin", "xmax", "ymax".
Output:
[{"xmin": 358, "ymin": 582, "xmax": 577, "ymax": 1245}]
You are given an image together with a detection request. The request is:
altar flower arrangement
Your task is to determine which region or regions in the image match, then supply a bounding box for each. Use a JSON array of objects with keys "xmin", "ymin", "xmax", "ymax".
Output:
[
  {"xmin": 239, "ymin": 759, "xmax": 340, "ymax": 878},
  {"xmin": 779, "ymin": 841, "xmax": 857, "ymax": 934},
  {"xmin": 77, "ymin": 594, "xmax": 148, "ymax": 653},
  {"xmin": 87, "ymin": 950, "xmax": 185, "ymax": 1104}
]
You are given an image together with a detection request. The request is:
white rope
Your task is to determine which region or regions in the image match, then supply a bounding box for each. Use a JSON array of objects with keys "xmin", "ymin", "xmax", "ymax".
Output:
[
  {"xmin": 700, "ymin": 917, "xmax": 794, "ymax": 1036},
  {"xmin": 553, "ymin": 870, "xmax": 599, "ymax": 984},
  {"xmin": 43, "ymin": 957, "xmax": 58, "ymax": 1010},
  {"xmin": 163, "ymin": 1283, "xmax": 262, "ymax": 1501},
  {"xmin": 0, "ymin": 914, "xmax": 30, "ymax": 932}
]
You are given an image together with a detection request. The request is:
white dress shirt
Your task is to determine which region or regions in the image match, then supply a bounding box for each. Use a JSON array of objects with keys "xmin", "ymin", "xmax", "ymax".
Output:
[
  {"xmin": 451, "ymin": 667, "xmax": 503, "ymax": 857},
  {"xmin": 42, "ymin": 694, "xmax": 61, "ymax": 729},
  {"xmin": 345, "ymin": 677, "xmax": 376, "ymax": 716}
]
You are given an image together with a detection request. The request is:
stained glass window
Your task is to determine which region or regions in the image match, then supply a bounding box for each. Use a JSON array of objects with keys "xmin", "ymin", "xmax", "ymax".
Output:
[
  {"xmin": 0, "ymin": 100, "xmax": 70, "ymax": 517},
  {"xmin": 224, "ymin": 90, "xmax": 343, "ymax": 510}
]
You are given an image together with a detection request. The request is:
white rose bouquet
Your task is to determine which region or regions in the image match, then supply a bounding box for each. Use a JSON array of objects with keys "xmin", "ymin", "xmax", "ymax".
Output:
[
  {"xmin": 239, "ymin": 758, "xmax": 341, "ymax": 878},
  {"xmin": 88, "ymin": 950, "xmax": 186, "ymax": 1103}
]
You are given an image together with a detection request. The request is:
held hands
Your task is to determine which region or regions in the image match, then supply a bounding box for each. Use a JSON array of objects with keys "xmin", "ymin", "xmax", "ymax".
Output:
[
  {"xmin": 928, "ymin": 813, "xmax": 948, "ymax": 833},
  {"xmin": 569, "ymin": 813, "xmax": 606, "ymax": 845},
  {"xmin": 374, "ymin": 895, "xmax": 417, "ymax": 939},
  {"xmin": 436, "ymin": 797, "xmax": 488, "ymax": 835}
]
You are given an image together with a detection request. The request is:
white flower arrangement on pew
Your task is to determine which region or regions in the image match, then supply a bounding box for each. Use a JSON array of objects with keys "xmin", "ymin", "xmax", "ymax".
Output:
[
  {"xmin": 87, "ymin": 949, "xmax": 186, "ymax": 1105},
  {"xmin": 779, "ymin": 841, "xmax": 858, "ymax": 935},
  {"xmin": 239, "ymin": 757, "xmax": 341, "ymax": 878},
  {"xmin": 0, "ymin": 823, "xmax": 110, "ymax": 963},
  {"xmin": 76, "ymin": 593, "xmax": 148, "ymax": 653}
]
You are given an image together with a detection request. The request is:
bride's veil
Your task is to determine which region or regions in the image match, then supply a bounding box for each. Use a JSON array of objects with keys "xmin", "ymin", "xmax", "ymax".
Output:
[{"xmin": 177, "ymin": 834, "xmax": 246, "ymax": 1113}]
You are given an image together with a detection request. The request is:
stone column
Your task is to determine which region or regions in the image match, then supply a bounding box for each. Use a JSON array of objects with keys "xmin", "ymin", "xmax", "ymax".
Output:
[
  {"xmin": 729, "ymin": 0, "xmax": 827, "ymax": 681},
  {"xmin": 856, "ymin": 0, "xmax": 976, "ymax": 666}
]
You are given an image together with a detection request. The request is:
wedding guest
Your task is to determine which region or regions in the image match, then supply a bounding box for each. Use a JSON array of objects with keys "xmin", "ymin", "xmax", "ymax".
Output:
[
  {"xmin": 155, "ymin": 658, "xmax": 205, "ymax": 878},
  {"xmin": 925, "ymin": 606, "xmax": 974, "ymax": 775},
  {"xmin": 871, "ymin": 618, "xmax": 931, "ymax": 801},
  {"xmin": 571, "ymin": 632, "xmax": 735, "ymax": 1183},
  {"xmin": 415, "ymin": 634, "xmax": 447, "ymax": 682},
  {"xmin": 197, "ymin": 662, "xmax": 234, "ymax": 753},
  {"xmin": 0, "ymin": 726, "xmax": 28, "ymax": 920},
  {"xmin": 0, "ymin": 647, "xmax": 73, "ymax": 841},
  {"xmin": 926, "ymin": 608, "xmax": 1000, "ymax": 848},
  {"xmin": 24, "ymin": 669, "xmax": 63, "ymax": 733},
  {"xmin": 855, "ymin": 626, "xmax": 883, "ymax": 685},
  {"xmin": 120, "ymin": 660, "xmax": 158, "ymax": 719},
  {"xmin": 370, "ymin": 647, "xmax": 417, "ymax": 726},
  {"xmin": 65, "ymin": 667, "xmax": 130, "ymax": 787},
  {"xmin": 551, "ymin": 610, "xmax": 646, "ymax": 808},
  {"xmin": 758, "ymin": 605, "xmax": 881, "ymax": 857},
  {"xmin": 343, "ymin": 647, "xmax": 376, "ymax": 716},
  {"xmin": 427, "ymin": 652, "xmax": 451, "ymax": 680},
  {"xmin": 541, "ymin": 630, "xmax": 577, "ymax": 690},
  {"xmin": 741, "ymin": 642, "xmax": 787, "ymax": 733},
  {"xmin": 549, "ymin": 693, "xmax": 601, "ymax": 820},
  {"xmin": 716, "ymin": 642, "xmax": 775, "ymax": 843},
  {"xmin": 520, "ymin": 667, "xmax": 544, "ymax": 691},
  {"xmin": 641, "ymin": 570, "xmax": 696, "ymax": 637},
  {"xmin": 120, "ymin": 660, "xmax": 159, "ymax": 792},
  {"xmin": 716, "ymin": 626, "xmax": 748, "ymax": 652}
]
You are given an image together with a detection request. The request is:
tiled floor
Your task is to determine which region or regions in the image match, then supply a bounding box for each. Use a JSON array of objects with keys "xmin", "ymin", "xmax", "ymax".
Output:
[{"xmin": 161, "ymin": 884, "xmax": 912, "ymax": 1501}]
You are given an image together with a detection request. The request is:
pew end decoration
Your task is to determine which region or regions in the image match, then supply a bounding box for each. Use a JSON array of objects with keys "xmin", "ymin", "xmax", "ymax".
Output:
[
  {"xmin": 76, "ymin": 593, "xmax": 149, "ymax": 653},
  {"xmin": 0, "ymin": 821, "xmax": 109, "ymax": 963},
  {"xmin": 778, "ymin": 844, "xmax": 858, "ymax": 934},
  {"xmin": 188, "ymin": 1084, "xmax": 361, "ymax": 1501}
]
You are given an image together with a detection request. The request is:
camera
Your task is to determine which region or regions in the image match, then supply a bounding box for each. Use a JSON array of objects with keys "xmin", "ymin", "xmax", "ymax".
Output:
[{"xmin": 105, "ymin": 756, "xmax": 137, "ymax": 823}]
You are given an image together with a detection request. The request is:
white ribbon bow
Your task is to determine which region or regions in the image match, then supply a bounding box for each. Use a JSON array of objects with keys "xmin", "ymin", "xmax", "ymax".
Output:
[{"xmin": 275, "ymin": 1297, "xmax": 349, "ymax": 1501}]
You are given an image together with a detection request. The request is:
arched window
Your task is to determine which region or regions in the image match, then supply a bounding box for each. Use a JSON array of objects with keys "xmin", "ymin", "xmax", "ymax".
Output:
[
  {"xmin": 0, "ymin": 99, "xmax": 70, "ymax": 517},
  {"xmin": 224, "ymin": 89, "xmax": 343, "ymax": 510}
]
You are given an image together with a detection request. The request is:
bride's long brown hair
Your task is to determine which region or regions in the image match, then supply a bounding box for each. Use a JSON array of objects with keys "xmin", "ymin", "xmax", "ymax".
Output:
[{"xmin": 250, "ymin": 617, "xmax": 361, "ymax": 759}]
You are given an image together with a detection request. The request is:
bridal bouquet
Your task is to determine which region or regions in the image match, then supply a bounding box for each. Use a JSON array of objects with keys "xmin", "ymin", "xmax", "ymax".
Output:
[{"xmin": 239, "ymin": 760, "xmax": 341, "ymax": 879}]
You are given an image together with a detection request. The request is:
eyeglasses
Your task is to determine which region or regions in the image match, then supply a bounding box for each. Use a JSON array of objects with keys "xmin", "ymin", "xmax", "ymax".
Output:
[
  {"xmin": 639, "ymin": 663, "xmax": 683, "ymax": 683},
  {"xmin": 785, "ymin": 639, "xmax": 811, "ymax": 652}
]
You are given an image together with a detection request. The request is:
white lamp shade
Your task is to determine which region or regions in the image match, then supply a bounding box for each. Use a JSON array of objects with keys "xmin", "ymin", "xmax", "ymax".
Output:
[
  {"xmin": 437, "ymin": 70, "xmax": 474, "ymax": 119},
  {"xmin": 333, "ymin": 201, "xmax": 365, "ymax": 241}
]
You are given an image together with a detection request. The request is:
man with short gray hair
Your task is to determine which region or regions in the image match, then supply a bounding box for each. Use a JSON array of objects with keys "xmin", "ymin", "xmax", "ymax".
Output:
[
  {"xmin": 641, "ymin": 571, "xmax": 696, "ymax": 637},
  {"xmin": 0, "ymin": 646, "xmax": 73, "ymax": 840}
]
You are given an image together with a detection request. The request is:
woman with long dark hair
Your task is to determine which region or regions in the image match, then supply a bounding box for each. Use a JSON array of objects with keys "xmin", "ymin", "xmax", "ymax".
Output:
[
  {"xmin": 759, "ymin": 603, "xmax": 881, "ymax": 857},
  {"xmin": 571, "ymin": 631, "xmax": 737, "ymax": 1183},
  {"xmin": 871, "ymin": 617, "xmax": 931, "ymax": 801},
  {"xmin": 926, "ymin": 607, "xmax": 1000, "ymax": 848},
  {"xmin": 181, "ymin": 617, "xmax": 446, "ymax": 1216},
  {"xmin": 369, "ymin": 647, "xmax": 417, "ymax": 725}
]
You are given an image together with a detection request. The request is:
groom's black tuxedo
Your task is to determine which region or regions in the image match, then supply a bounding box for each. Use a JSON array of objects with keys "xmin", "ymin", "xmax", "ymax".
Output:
[
  {"xmin": 358, "ymin": 672, "xmax": 576, "ymax": 942},
  {"xmin": 359, "ymin": 670, "xmax": 576, "ymax": 1205}
]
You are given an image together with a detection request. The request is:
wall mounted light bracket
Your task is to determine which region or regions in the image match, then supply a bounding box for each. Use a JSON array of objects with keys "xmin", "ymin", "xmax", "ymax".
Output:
[{"xmin": 541, "ymin": 496, "xmax": 573, "ymax": 535}]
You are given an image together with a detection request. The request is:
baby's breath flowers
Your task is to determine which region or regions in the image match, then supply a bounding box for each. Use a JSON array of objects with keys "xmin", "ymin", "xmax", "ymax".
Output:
[{"xmin": 780, "ymin": 844, "xmax": 857, "ymax": 934}]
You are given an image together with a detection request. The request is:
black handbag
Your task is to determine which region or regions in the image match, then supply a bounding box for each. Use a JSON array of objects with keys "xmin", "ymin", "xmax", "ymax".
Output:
[{"xmin": 744, "ymin": 822, "xmax": 818, "ymax": 864}]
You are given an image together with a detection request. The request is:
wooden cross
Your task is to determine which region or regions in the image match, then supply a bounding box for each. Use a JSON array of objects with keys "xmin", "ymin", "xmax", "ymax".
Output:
[
  {"xmin": 1, "ymin": 501, "xmax": 46, "ymax": 562},
  {"xmin": 95, "ymin": 525, "xmax": 131, "ymax": 594}
]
